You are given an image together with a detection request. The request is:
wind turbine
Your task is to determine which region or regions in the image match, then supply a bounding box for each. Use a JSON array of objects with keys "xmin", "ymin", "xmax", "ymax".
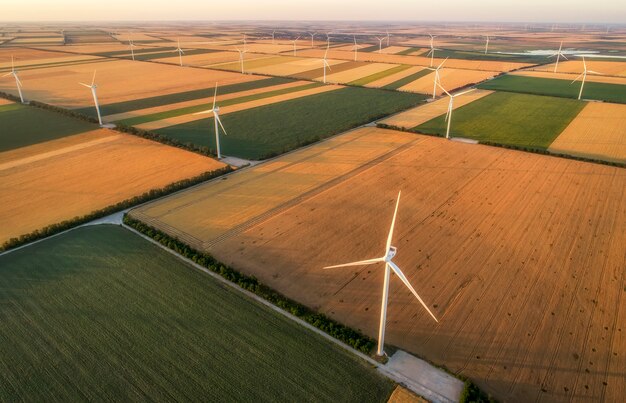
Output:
[
  {"xmin": 323, "ymin": 191, "xmax": 438, "ymax": 357},
  {"xmin": 571, "ymin": 56, "xmax": 601, "ymax": 100},
  {"xmin": 272, "ymin": 30, "xmax": 276, "ymax": 45},
  {"xmin": 243, "ymin": 33, "xmax": 247, "ymax": 51},
  {"xmin": 351, "ymin": 35, "xmax": 361, "ymax": 61},
  {"xmin": 386, "ymin": 30, "xmax": 391, "ymax": 46},
  {"xmin": 128, "ymin": 36, "xmax": 136, "ymax": 61},
  {"xmin": 79, "ymin": 70, "xmax": 103, "ymax": 126},
  {"xmin": 548, "ymin": 41, "xmax": 568, "ymax": 73},
  {"xmin": 484, "ymin": 35, "xmax": 490, "ymax": 54},
  {"xmin": 322, "ymin": 46, "xmax": 331, "ymax": 84},
  {"xmin": 292, "ymin": 36, "xmax": 300, "ymax": 56},
  {"xmin": 426, "ymin": 57, "xmax": 448, "ymax": 99},
  {"xmin": 426, "ymin": 34, "xmax": 439, "ymax": 67},
  {"xmin": 437, "ymin": 82, "xmax": 475, "ymax": 139},
  {"xmin": 309, "ymin": 32, "xmax": 316, "ymax": 48},
  {"xmin": 2, "ymin": 56, "xmax": 26, "ymax": 104},
  {"xmin": 175, "ymin": 38, "xmax": 184, "ymax": 66},
  {"xmin": 193, "ymin": 83, "xmax": 228, "ymax": 159},
  {"xmin": 235, "ymin": 47, "xmax": 247, "ymax": 74},
  {"xmin": 376, "ymin": 36, "xmax": 385, "ymax": 53}
]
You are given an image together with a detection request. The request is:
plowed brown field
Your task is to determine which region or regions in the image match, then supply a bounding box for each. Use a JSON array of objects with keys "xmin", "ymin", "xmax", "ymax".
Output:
[
  {"xmin": 134, "ymin": 129, "xmax": 625, "ymax": 403},
  {"xmin": 0, "ymin": 130, "xmax": 224, "ymax": 243}
]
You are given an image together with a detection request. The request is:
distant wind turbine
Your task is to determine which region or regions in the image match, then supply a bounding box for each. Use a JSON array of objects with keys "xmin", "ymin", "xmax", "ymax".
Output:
[
  {"xmin": 548, "ymin": 41, "xmax": 568, "ymax": 73},
  {"xmin": 437, "ymin": 82, "xmax": 475, "ymax": 139},
  {"xmin": 484, "ymin": 35, "xmax": 490, "ymax": 54},
  {"xmin": 193, "ymin": 83, "xmax": 228, "ymax": 159},
  {"xmin": 386, "ymin": 30, "xmax": 391, "ymax": 46},
  {"xmin": 174, "ymin": 39, "xmax": 184, "ymax": 66},
  {"xmin": 2, "ymin": 56, "xmax": 26, "ymax": 104},
  {"xmin": 322, "ymin": 45, "xmax": 331, "ymax": 84},
  {"xmin": 351, "ymin": 35, "xmax": 362, "ymax": 61},
  {"xmin": 79, "ymin": 70, "xmax": 103, "ymax": 126},
  {"xmin": 128, "ymin": 37, "xmax": 136, "ymax": 61},
  {"xmin": 427, "ymin": 57, "xmax": 448, "ymax": 99},
  {"xmin": 426, "ymin": 34, "xmax": 440, "ymax": 67},
  {"xmin": 571, "ymin": 56, "xmax": 601, "ymax": 100},
  {"xmin": 323, "ymin": 191, "xmax": 438, "ymax": 357},
  {"xmin": 376, "ymin": 36, "xmax": 385, "ymax": 53},
  {"xmin": 235, "ymin": 47, "xmax": 247, "ymax": 74},
  {"xmin": 309, "ymin": 32, "xmax": 316, "ymax": 48},
  {"xmin": 272, "ymin": 30, "xmax": 276, "ymax": 45},
  {"xmin": 292, "ymin": 36, "xmax": 300, "ymax": 56}
]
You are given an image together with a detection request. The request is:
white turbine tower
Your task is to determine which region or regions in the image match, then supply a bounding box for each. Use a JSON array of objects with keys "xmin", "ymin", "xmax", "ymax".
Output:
[
  {"xmin": 128, "ymin": 36, "xmax": 136, "ymax": 61},
  {"xmin": 2, "ymin": 56, "xmax": 26, "ymax": 104},
  {"xmin": 194, "ymin": 83, "xmax": 228, "ymax": 159},
  {"xmin": 272, "ymin": 30, "xmax": 276, "ymax": 45},
  {"xmin": 309, "ymin": 32, "xmax": 316, "ymax": 48},
  {"xmin": 322, "ymin": 46, "xmax": 331, "ymax": 84},
  {"xmin": 484, "ymin": 35, "xmax": 490, "ymax": 54},
  {"xmin": 175, "ymin": 39, "xmax": 184, "ymax": 66},
  {"xmin": 572, "ymin": 56, "xmax": 601, "ymax": 100},
  {"xmin": 548, "ymin": 41, "xmax": 568, "ymax": 73},
  {"xmin": 292, "ymin": 36, "xmax": 300, "ymax": 56},
  {"xmin": 437, "ymin": 83, "xmax": 475, "ymax": 139},
  {"xmin": 427, "ymin": 57, "xmax": 448, "ymax": 99},
  {"xmin": 376, "ymin": 36, "xmax": 385, "ymax": 53},
  {"xmin": 235, "ymin": 47, "xmax": 247, "ymax": 74},
  {"xmin": 323, "ymin": 191, "xmax": 438, "ymax": 357},
  {"xmin": 386, "ymin": 30, "xmax": 391, "ymax": 46},
  {"xmin": 426, "ymin": 34, "xmax": 439, "ymax": 67},
  {"xmin": 351, "ymin": 35, "xmax": 361, "ymax": 61},
  {"xmin": 79, "ymin": 70, "xmax": 103, "ymax": 126}
]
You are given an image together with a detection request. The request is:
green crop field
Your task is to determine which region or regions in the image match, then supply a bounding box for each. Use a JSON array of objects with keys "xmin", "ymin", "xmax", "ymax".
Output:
[
  {"xmin": 0, "ymin": 103, "xmax": 97, "ymax": 152},
  {"xmin": 75, "ymin": 77, "xmax": 292, "ymax": 117},
  {"xmin": 154, "ymin": 86, "xmax": 426, "ymax": 159},
  {"xmin": 415, "ymin": 92, "xmax": 585, "ymax": 149},
  {"xmin": 478, "ymin": 74, "xmax": 626, "ymax": 104},
  {"xmin": 0, "ymin": 225, "xmax": 393, "ymax": 402}
]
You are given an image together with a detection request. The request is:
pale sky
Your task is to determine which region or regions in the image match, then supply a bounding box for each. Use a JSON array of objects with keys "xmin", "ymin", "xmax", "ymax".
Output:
[{"xmin": 1, "ymin": 0, "xmax": 624, "ymax": 23}]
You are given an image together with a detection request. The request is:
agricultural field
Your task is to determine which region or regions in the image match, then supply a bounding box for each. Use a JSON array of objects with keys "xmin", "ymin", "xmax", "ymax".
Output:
[
  {"xmin": 397, "ymin": 68, "xmax": 498, "ymax": 94},
  {"xmin": 0, "ymin": 48, "xmax": 102, "ymax": 73},
  {"xmin": 530, "ymin": 59, "xmax": 626, "ymax": 77},
  {"xmin": 548, "ymin": 102, "xmax": 626, "ymax": 163},
  {"xmin": 150, "ymin": 87, "xmax": 425, "ymax": 159},
  {"xmin": 478, "ymin": 74, "xmax": 626, "ymax": 104},
  {"xmin": 0, "ymin": 109, "xmax": 223, "ymax": 243},
  {"xmin": 415, "ymin": 92, "xmax": 585, "ymax": 149},
  {"xmin": 511, "ymin": 70, "xmax": 626, "ymax": 86},
  {"xmin": 0, "ymin": 225, "xmax": 393, "ymax": 402},
  {"xmin": 133, "ymin": 130, "xmax": 626, "ymax": 403}
]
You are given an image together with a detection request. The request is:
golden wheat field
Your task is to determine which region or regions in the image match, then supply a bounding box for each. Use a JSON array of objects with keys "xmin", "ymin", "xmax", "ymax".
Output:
[
  {"xmin": 532, "ymin": 60, "xmax": 626, "ymax": 77},
  {"xmin": 0, "ymin": 130, "xmax": 224, "ymax": 243},
  {"xmin": 134, "ymin": 128, "xmax": 625, "ymax": 403},
  {"xmin": 0, "ymin": 48, "xmax": 101, "ymax": 70},
  {"xmin": 548, "ymin": 102, "xmax": 626, "ymax": 163},
  {"xmin": 512, "ymin": 70, "xmax": 626, "ymax": 85},
  {"xmin": 399, "ymin": 68, "xmax": 498, "ymax": 94},
  {"xmin": 366, "ymin": 66, "xmax": 425, "ymax": 88}
]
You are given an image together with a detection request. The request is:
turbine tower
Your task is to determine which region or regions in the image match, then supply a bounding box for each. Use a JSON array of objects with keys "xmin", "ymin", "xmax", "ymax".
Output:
[
  {"xmin": 175, "ymin": 39, "xmax": 184, "ymax": 66},
  {"xmin": 194, "ymin": 83, "xmax": 229, "ymax": 159},
  {"xmin": 323, "ymin": 191, "xmax": 438, "ymax": 357},
  {"xmin": 484, "ymin": 35, "xmax": 490, "ymax": 54},
  {"xmin": 79, "ymin": 70, "xmax": 103, "ymax": 126},
  {"xmin": 272, "ymin": 30, "xmax": 276, "ymax": 45},
  {"xmin": 128, "ymin": 36, "xmax": 136, "ymax": 61},
  {"xmin": 548, "ymin": 41, "xmax": 568, "ymax": 73},
  {"xmin": 322, "ymin": 46, "xmax": 331, "ymax": 84},
  {"xmin": 572, "ymin": 56, "xmax": 601, "ymax": 100},
  {"xmin": 309, "ymin": 32, "xmax": 316, "ymax": 48},
  {"xmin": 376, "ymin": 36, "xmax": 385, "ymax": 53},
  {"xmin": 2, "ymin": 56, "xmax": 26, "ymax": 104},
  {"xmin": 386, "ymin": 30, "xmax": 391, "ymax": 46},
  {"xmin": 437, "ymin": 83, "xmax": 475, "ymax": 139},
  {"xmin": 351, "ymin": 35, "xmax": 361, "ymax": 61},
  {"xmin": 292, "ymin": 36, "xmax": 300, "ymax": 56},
  {"xmin": 426, "ymin": 34, "xmax": 439, "ymax": 67},
  {"xmin": 427, "ymin": 57, "xmax": 448, "ymax": 99},
  {"xmin": 235, "ymin": 47, "xmax": 247, "ymax": 74}
]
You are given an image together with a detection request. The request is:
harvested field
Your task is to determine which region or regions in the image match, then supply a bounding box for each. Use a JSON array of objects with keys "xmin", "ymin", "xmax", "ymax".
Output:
[
  {"xmin": 399, "ymin": 68, "xmax": 498, "ymax": 94},
  {"xmin": 367, "ymin": 66, "xmax": 425, "ymax": 88},
  {"xmin": 416, "ymin": 92, "xmax": 585, "ymax": 149},
  {"xmin": 210, "ymin": 55, "xmax": 291, "ymax": 71},
  {"xmin": 478, "ymin": 75, "xmax": 626, "ymax": 104},
  {"xmin": 388, "ymin": 386, "xmax": 428, "ymax": 403},
  {"xmin": 0, "ymin": 130, "xmax": 224, "ymax": 243},
  {"xmin": 379, "ymin": 46, "xmax": 414, "ymax": 55},
  {"xmin": 512, "ymin": 70, "xmax": 626, "ymax": 86},
  {"xmin": 533, "ymin": 60, "xmax": 626, "ymax": 77},
  {"xmin": 250, "ymin": 57, "xmax": 346, "ymax": 77},
  {"xmin": 0, "ymin": 48, "xmax": 100, "ymax": 72},
  {"xmin": 155, "ymin": 50, "xmax": 267, "ymax": 67},
  {"xmin": 325, "ymin": 63, "xmax": 399, "ymax": 84},
  {"xmin": 548, "ymin": 102, "xmax": 626, "ymax": 163},
  {"xmin": 289, "ymin": 60, "xmax": 363, "ymax": 80},
  {"xmin": 130, "ymin": 127, "xmax": 416, "ymax": 246},
  {"xmin": 0, "ymin": 225, "xmax": 393, "ymax": 401},
  {"xmin": 379, "ymin": 90, "xmax": 493, "ymax": 129},
  {"xmin": 151, "ymin": 87, "xmax": 425, "ymax": 159},
  {"xmin": 0, "ymin": 59, "xmax": 260, "ymax": 109},
  {"xmin": 138, "ymin": 130, "xmax": 626, "ymax": 403}
]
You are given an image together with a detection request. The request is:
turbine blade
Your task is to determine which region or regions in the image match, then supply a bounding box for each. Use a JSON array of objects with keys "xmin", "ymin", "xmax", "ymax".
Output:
[
  {"xmin": 79, "ymin": 82, "xmax": 92, "ymax": 88},
  {"xmin": 192, "ymin": 109, "xmax": 213, "ymax": 115},
  {"xmin": 571, "ymin": 73, "xmax": 584, "ymax": 83},
  {"xmin": 453, "ymin": 88, "xmax": 476, "ymax": 97},
  {"xmin": 437, "ymin": 57, "xmax": 448, "ymax": 69},
  {"xmin": 388, "ymin": 261, "xmax": 438, "ymax": 322},
  {"xmin": 14, "ymin": 75, "xmax": 23, "ymax": 87},
  {"xmin": 385, "ymin": 191, "xmax": 401, "ymax": 251},
  {"xmin": 212, "ymin": 82, "xmax": 218, "ymax": 109},
  {"xmin": 91, "ymin": 70, "xmax": 96, "ymax": 86},
  {"xmin": 561, "ymin": 53, "xmax": 568, "ymax": 60},
  {"xmin": 436, "ymin": 82, "xmax": 451, "ymax": 97},
  {"xmin": 323, "ymin": 257, "xmax": 385, "ymax": 270},
  {"xmin": 2, "ymin": 72, "xmax": 12, "ymax": 78},
  {"xmin": 216, "ymin": 114, "xmax": 228, "ymax": 135},
  {"xmin": 587, "ymin": 70, "xmax": 602, "ymax": 74}
]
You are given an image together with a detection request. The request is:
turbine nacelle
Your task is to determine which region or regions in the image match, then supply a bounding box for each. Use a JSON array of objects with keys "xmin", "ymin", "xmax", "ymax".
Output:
[{"xmin": 385, "ymin": 246, "xmax": 397, "ymax": 261}]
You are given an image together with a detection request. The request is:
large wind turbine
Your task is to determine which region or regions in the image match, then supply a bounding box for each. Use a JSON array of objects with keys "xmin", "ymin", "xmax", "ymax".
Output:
[
  {"xmin": 571, "ymin": 56, "xmax": 601, "ymax": 100},
  {"xmin": 426, "ymin": 34, "xmax": 440, "ymax": 67},
  {"xmin": 79, "ymin": 70, "xmax": 103, "ymax": 126},
  {"xmin": 548, "ymin": 41, "xmax": 568, "ymax": 73},
  {"xmin": 128, "ymin": 35, "xmax": 136, "ymax": 61},
  {"xmin": 309, "ymin": 32, "xmax": 316, "ymax": 48},
  {"xmin": 437, "ymin": 83, "xmax": 475, "ymax": 139},
  {"xmin": 194, "ymin": 83, "xmax": 228, "ymax": 159},
  {"xmin": 427, "ymin": 57, "xmax": 448, "ymax": 99},
  {"xmin": 484, "ymin": 35, "xmax": 490, "ymax": 54},
  {"xmin": 322, "ymin": 45, "xmax": 331, "ymax": 84},
  {"xmin": 292, "ymin": 36, "xmax": 300, "ymax": 56},
  {"xmin": 235, "ymin": 47, "xmax": 247, "ymax": 74},
  {"xmin": 175, "ymin": 39, "xmax": 184, "ymax": 66},
  {"xmin": 2, "ymin": 56, "xmax": 26, "ymax": 104},
  {"xmin": 376, "ymin": 36, "xmax": 385, "ymax": 53},
  {"xmin": 323, "ymin": 191, "xmax": 438, "ymax": 357}
]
